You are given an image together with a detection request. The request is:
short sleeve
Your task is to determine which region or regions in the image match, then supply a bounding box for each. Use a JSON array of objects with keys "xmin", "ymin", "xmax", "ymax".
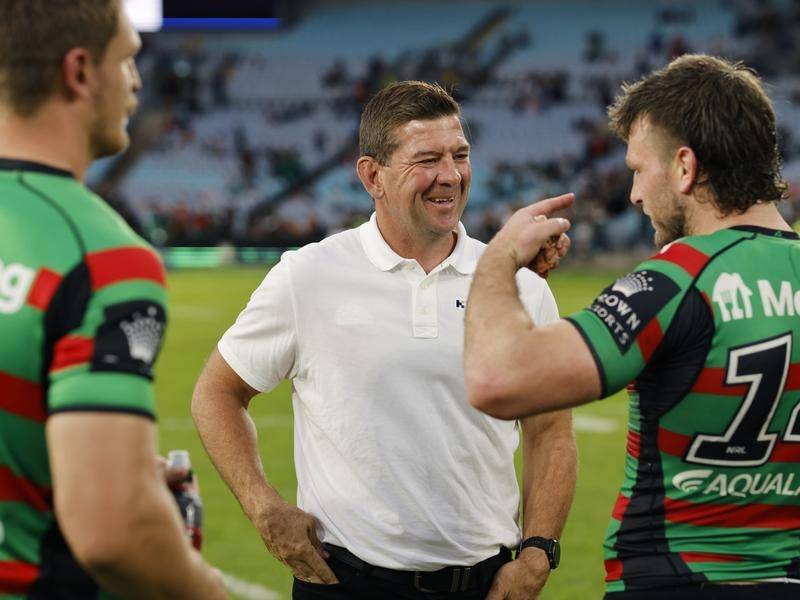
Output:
[
  {"xmin": 217, "ymin": 258, "xmax": 298, "ymax": 393},
  {"xmin": 566, "ymin": 265, "xmax": 687, "ymax": 397},
  {"xmin": 47, "ymin": 247, "xmax": 168, "ymax": 418}
]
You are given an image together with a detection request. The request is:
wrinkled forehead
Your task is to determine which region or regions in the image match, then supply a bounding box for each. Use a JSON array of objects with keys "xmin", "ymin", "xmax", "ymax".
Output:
[{"xmin": 391, "ymin": 115, "xmax": 468, "ymax": 155}]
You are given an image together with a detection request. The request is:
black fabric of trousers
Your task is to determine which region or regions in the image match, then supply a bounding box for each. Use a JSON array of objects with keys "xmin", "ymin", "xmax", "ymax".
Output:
[
  {"xmin": 604, "ymin": 582, "xmax": 799, "ymax": 599},
  {"xmin": 292, "ymin": 550, "xmax": 511, "ymax": 600}
]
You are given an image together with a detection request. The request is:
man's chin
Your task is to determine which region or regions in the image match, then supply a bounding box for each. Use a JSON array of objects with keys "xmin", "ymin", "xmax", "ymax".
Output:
[{"xmin": 92, "ymin": 132, "xmax": 130, "ymax": 160}]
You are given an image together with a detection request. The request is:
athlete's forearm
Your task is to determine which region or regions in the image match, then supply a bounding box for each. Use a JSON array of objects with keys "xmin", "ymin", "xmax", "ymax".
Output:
[
  {"xmin": 47, "ymin": 414, "xmax": 228, "ymax": 599},
  {"xmin": 82, "ymin": 480, "xmax": 228, "ymax": 599},
  {"xmin": 520, "ymin": 411, "xmax": 577, "ymax": 540}
]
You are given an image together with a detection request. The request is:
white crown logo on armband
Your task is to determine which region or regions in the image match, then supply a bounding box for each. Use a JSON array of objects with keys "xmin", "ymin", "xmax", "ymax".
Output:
[
  {"xmin": 611, "ymin": 271, "xmax": 654, "ymax": 297},
  {"xmin": 119, "ymin": 306, "xmax": 163, "ymax": 364}
]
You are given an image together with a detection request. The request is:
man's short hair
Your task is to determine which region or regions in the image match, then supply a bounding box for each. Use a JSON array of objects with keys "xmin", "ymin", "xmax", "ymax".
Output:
[
  {"xmin": 608, "ymin": 54, "xmax": 788, "ymax": 214},
  {"xmin": 359, "ymin": 81, "xmax": 461, "ymax": 165},
  {"xmin": 0, "ymin": 0, "xmax": 120, "ymax": 117}
]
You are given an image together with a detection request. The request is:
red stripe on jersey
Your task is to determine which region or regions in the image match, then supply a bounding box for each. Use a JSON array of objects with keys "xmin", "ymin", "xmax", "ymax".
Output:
[
  {"xmin": 692, "ymin": 364, "xmax": 800, "ymax": 395},
  {"xmin": 658, "ymin": 427, "xmax": 690, "ymax": 457},
  {"xmin": 652, "ymin": 242, "xmax": 709, "ymax": 278},
  {"xmin": 50, "ymin": 335, "xmax": 94, "ymax": 371},
  {"xmin": 0, "ymin": 372, "xmax": 45, "ymax": 423},
  {"xmin": 771, "ymin": 442, "xmax": 800, "ymax": 462},
  {"xmin": 636, "ymin": 318, "xmax": 663, "ymax": 362},
  {"xmin": 611, "ymin": 493, "xmax": 630, "ymax": 521},
  {"xmin": 679, "ymin": 551, "xmax": 744, "ymax": 563},
  {"xmin": 25, "ymin": 268, "xmax": 62, "ymax": 311},
  {"xmin": 604, "ymin": 558, "xmax": 623, "ymax": 581},
  {"xmin": 626, "ymin": 430, "xmax": 641, "ymax": 459},
  {"xmin": 664, "ymin": 497, "xmax": 800, "ymax": 529},
  {"xmin": 0, "ymin": 466, "xmax": 51, "ymax": 513},
  {"xmin": 785, "ymin": 364, "xmax": 800, "ymax": 390},
  {"xmin": 86, "ymin": 247, "xmax": 166, "ymax": 291},
  {"xmin": 658, "ymin": 426, "xmax": 800, "ymax": 462},
  {"xmin": 691, "ymin": 368, "xmax": 748, "ymax": 396},
  {"xmin": 0, "ymin": 560, "xmax": 39, "ymax": 594}
]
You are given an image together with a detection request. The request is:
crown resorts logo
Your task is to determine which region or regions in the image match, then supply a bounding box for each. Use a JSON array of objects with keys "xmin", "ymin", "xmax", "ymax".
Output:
[
  {"xmin": 611, "ymin": 271, "xmax": 654, "ymax": 297},
  {"xmin": 119, "ymin": 305, "xmax": 164, "ymax": 364}
]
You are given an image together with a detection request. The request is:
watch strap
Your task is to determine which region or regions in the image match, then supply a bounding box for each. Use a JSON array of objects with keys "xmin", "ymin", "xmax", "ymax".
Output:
[{"xmin": 517, "ymin": 536, "xmax": 559, "ymax": 569}]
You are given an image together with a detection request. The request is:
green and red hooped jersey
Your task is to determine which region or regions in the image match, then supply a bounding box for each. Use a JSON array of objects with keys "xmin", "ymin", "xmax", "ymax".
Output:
[
  {"xmin": 0, "ymin": 159, "xmax": 167, "ymax": 599},
  {"xmin": 567, "ymin": 226, "xmax": 800, "ymax": 593}
]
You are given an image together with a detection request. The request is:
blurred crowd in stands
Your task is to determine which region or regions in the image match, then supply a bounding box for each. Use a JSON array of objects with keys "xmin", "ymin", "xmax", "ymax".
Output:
[{"xmin": 96, "ymin": 0, "xmax": 800, "ymax": 256}]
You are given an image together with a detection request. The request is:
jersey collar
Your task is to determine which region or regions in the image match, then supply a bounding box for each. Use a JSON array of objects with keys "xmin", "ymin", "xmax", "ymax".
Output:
[
  {"xmin": 729, "ymin": 225, "xmax": 799, "ymax": 240},
  {"xmin": 0, "ymin": 158, "xmax": 75, "ymax": 179},
  {"xmin": 359, "ymin": 212, "xmax": 476, "ymax": 274}
]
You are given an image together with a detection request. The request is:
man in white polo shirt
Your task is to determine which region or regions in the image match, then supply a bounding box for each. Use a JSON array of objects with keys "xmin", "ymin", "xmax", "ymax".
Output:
[{"xmin": 192, "ymin": 81, "xmax": 577, "ymax": 599}]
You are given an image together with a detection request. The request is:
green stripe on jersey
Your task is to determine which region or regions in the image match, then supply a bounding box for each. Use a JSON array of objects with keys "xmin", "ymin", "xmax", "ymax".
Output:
[
  {"xmin": 0, "ymin": 502, "xmax": 52, "ymax": 564},
  {"xmin": 49, "ymin": 371, "xmax": 156, "ymax": 417}
]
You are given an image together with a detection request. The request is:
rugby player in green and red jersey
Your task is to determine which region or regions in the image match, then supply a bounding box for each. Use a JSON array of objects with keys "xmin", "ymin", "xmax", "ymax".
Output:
[
  {"xmin": 465, "ymin": 55, "xmax": 800, "ymax": 599},
  {"xmin": 0, "ymin": 1, "xmax": 227, "ymax": 598}
]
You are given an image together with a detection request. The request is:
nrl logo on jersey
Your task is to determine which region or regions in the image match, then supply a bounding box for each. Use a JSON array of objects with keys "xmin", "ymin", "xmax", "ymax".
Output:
[
  {"xmin": 119, "ymin": 305, "xmax": 164, "ymax": 364},
  {"xmin": 672, "ymin": 469, "xmax": 800, "ymax": 498}
]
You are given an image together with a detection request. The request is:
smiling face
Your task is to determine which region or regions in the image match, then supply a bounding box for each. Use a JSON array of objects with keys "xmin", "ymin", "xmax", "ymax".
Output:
[
  {"xmin": 626, "ymin": 117, "xmax": 687, "ymax": 248},
  {"xmin": 375, "ymin": 114, "xmax": 471, "ymax": 250},
  {"xmin": 89, "ymin": 6, "xmax": 142, "ymax": 158}
]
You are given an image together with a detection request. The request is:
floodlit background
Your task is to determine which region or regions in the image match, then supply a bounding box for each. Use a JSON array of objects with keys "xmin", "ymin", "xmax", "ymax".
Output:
[{"xmin": 106, "ymin": 1, "xmax": 800, "ymax": 597}]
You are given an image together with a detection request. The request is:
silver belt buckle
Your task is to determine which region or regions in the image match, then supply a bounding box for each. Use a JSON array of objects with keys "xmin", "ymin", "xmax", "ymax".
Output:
[{"xmin": 413, "ymin": 572, "xmax": 437, "ymax": 593}]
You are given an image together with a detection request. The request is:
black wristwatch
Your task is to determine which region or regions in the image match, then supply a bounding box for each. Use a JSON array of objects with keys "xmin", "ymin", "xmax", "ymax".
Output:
[{"xmin": 517, "ymin": 536, "xmax": 560, "ymax": 570}]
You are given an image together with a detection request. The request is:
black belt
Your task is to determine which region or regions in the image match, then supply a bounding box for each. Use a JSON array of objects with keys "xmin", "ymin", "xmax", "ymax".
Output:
[{"xmin": 323, "ymin": 543, "xmax": 511, "ymax": 593}]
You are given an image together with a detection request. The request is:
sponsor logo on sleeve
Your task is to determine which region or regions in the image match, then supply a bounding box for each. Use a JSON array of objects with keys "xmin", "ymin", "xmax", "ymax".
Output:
[
  {"xmin": 92, "ymin": 301, "xmax": 166, "ymax": 379},
  {"xmin": 588, "ymin": 270, "xmax": 679, "ymax": 353}
]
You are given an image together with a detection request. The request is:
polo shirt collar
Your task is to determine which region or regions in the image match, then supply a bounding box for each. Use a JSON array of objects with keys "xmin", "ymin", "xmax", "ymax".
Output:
[{"xmin": 359, "ymin": 212, "xmax": 476, "ymax": 274}]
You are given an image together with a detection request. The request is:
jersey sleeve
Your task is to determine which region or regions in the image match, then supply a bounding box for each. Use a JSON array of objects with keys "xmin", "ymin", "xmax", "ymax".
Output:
[
  {"xmin": 47, "ymin": 246, "xmax": 168, "ymax": 418},
  {"xmin": 217, "ymin": 257, "xmax": 298, "ymax": 393},
  {"xmin": 566, "ymin": 260, "xmax": 691, "ymax": 397}
]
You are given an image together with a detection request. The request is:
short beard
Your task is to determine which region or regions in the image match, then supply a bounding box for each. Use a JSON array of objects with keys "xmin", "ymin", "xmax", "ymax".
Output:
[{"xmin": 653, "ymin": 199, "xmax": 688, "ymax": 248}]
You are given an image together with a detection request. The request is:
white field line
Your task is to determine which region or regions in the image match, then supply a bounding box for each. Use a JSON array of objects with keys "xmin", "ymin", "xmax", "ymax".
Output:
[
  {"xmin": 573, "ymin": 414, "xmax": 618, "ymax": 434},
  {"xmin": 222, "ymin": 571, "xmax": 282, "ymax": 600}
]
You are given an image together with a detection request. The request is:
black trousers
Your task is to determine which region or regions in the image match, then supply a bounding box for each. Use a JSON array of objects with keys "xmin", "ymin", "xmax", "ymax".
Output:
[
  {"xmin": 604, "ymin": 582, "xmax": 799, "ymax": 599},
  {"xmin": 292, "ymin": 547, "xmax": 511, "ymax": 600}
]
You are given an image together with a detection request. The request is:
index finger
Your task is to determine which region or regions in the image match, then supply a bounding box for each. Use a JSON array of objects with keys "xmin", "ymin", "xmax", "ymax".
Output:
[
  {"xmin": 305, "ymin": 552, "xmax": 338, "ymax": 584},
  {"xmin": 526, "ymin": 193, "xmax": 575, "ymax": 218}
]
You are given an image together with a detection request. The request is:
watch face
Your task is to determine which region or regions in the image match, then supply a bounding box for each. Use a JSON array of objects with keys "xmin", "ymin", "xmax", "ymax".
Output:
[{"xmin": 551, "ymin": 539, "xmax": 561, "ymax": 568}]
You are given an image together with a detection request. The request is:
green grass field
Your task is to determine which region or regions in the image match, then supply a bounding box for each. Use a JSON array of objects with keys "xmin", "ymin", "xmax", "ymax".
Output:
[{"xmin": 156, "ymin": 264, "xmax": 632, "ymax": 599}]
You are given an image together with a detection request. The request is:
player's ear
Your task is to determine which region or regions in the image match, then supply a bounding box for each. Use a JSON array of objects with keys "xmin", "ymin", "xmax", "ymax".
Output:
[
  {"xmin": 675, "ymin": 146, "xmax": 699, "ymax": 194},
  {"xmin": 61, "ymin": 47, "xmax": 96, "ymax": 102},
  {"xmin": 356, "ymin": 156, "xmax": 385, "ymax": 200}
]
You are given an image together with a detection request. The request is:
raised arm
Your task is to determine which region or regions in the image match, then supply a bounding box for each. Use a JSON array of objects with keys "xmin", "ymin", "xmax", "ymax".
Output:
[{"xmin": 465, "ymin": 194, "xmax": 601, "ymax": 419}]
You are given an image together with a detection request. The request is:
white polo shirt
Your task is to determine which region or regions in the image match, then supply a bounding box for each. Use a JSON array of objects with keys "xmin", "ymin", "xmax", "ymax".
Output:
[{"xmin": 218, "ymin": 213, "xmax": 559, "ymax": 570}]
